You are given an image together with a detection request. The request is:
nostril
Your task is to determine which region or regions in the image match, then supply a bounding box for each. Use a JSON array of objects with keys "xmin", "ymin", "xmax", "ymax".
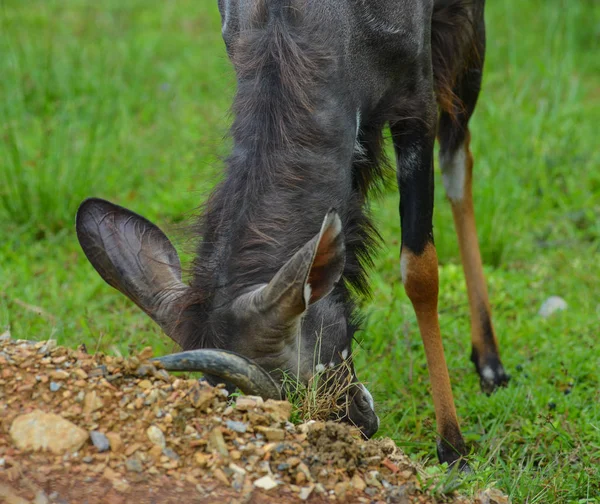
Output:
[
  {"xmin": 357, "ymin": 394, "xmax": 372, "ymax": 411},
  {"xmin": 357, "ymin": 383, "xmax": 375, "ymax": 411}
]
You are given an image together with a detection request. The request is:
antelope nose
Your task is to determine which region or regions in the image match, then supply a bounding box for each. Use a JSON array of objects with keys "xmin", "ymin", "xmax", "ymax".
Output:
[{"xmin": 347, "ymin": 384, "xmax": 379, "ymax": 439}]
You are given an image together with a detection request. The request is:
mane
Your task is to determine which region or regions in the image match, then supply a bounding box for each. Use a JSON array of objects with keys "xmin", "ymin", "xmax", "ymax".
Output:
[{"xmin": 185, "ymin": 1, "xmax": 386, "ymax": 347}]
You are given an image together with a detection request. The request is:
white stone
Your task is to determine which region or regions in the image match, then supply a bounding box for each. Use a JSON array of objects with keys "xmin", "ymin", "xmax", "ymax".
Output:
[
  {"xmin": 146, "ymin": 425, "xmax": 166, "ymax": 448},
  {"xmin": 253, "ymin": 475, "xmax": 278, "ymax": 490},
  {"xmin": 538, "ymin": 296, "xmax": 568, "ymax": 318},
  {"xmin": 299, "ymin": 485, "xmax": 314, "ymax": 501}
]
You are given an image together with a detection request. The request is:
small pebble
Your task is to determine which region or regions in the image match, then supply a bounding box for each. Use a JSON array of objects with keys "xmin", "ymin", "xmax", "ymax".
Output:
[
  {"xmin": 163, "ymin": 447, "xmax": 180, "ymax": 461},
  {"xmin": 90, "ymin": 431, "xmax": 110, "ymax": 452},
  {"xmin": 146, "ymin": 425, "xmax": 166, "ymax": 448},
  {"xmin": 299, "ymin": 486, "xmax": 314, "ymax": 501},
  {"xmin": 49, "ymin": 382, "xmax": 61, "ymax": 392},
  {"xmin": 254, "ymin": 475, "xmax": 278, "ymax": 490},
  {"xmin": 135, "ymin": 363, "xmax": 157, "ymax": 377},
  {"xmin": 125, "ymin": 458, "xmax": 144, "ymax": 473},
  {"xmin": 226, "ymin": 420, "xmax": 248, "ymax": 433}
]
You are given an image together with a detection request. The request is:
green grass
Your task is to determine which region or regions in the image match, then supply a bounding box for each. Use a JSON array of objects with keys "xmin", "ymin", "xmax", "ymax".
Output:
[{"xmin": 1, "ymin": 0, "xmax": 599, "ymax": 502}]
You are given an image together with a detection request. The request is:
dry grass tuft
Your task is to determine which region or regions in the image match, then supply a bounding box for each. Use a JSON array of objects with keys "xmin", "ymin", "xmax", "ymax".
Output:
[{"xmin": 282, "ymin": 359, "xmax": 356, "ymax": 424}]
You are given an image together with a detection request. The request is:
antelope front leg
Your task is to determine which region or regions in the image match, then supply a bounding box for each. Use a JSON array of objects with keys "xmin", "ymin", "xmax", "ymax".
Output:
[{"xmin": 391, "ymin": 113, "xmax": 468, "ymax": 468}]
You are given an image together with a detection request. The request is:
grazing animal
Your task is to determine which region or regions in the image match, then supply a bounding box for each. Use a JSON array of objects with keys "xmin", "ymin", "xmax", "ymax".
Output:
[{"xmin": 76, "ymin": 0, "xmax": 509, "ymax": 467}]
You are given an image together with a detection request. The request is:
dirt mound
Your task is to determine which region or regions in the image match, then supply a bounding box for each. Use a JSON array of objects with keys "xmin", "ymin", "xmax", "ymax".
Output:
[{"xmin": 0, "ymin": 337, "xmax": 484, "ymax": 503}]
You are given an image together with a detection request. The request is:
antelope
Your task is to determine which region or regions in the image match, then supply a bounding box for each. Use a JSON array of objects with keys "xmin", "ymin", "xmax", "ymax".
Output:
[{"xmin": 76, "ymin": 0, "xmax": 509, "ymax": 468}]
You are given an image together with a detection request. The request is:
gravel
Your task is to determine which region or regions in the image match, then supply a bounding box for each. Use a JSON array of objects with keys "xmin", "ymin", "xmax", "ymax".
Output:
[{"xmin": 0, "ymin": 337, "xmax": 505, "ymax": 503}]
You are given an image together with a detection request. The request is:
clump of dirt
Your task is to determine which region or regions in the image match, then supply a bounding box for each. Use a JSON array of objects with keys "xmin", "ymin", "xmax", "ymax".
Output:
[{"xmin": 0, "ymin": 336, "xmax": 499, "ymax": 503}]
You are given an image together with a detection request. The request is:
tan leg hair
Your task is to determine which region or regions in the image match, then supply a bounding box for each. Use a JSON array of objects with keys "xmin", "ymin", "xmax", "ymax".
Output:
[
  {"xmin": 440, "ymin": 130, "xmax": 508, "ymax": 392},
  {"xmin": 401, "ymin": 243, "xmax": 466, "ymax": 457}
]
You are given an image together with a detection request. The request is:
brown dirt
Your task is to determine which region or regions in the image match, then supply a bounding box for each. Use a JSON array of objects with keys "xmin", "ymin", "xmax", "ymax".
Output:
[{"xmin": 0, "ymin": 337, "xmax": 494, "ymax": 503}]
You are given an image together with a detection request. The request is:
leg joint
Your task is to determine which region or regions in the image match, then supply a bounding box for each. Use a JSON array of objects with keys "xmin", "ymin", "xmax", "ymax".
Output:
[{"xmin": 401, "ymin": 243, "xmax": 439, "ymax": 310}]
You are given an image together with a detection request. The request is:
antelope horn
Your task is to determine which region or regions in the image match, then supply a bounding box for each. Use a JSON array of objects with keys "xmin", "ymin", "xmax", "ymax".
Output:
[{"xmin": 152, "ymin": 349, "xmax": 282, "ymax": 400}]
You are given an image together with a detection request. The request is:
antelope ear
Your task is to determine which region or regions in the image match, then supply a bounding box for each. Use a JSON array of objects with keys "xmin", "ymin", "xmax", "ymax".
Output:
[
  {"xmin": 76, "ymin": 198, "xmax": 191, "ymax": 344},
  {"xmin": 250, "ymin": 209, "xmax": 346, "ymax": 318}
]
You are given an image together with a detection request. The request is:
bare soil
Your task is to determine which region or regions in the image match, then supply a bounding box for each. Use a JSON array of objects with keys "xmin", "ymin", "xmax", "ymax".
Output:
[{"xmin": 0, "ymin": 337, "xmax": 493, "ymax": 503}]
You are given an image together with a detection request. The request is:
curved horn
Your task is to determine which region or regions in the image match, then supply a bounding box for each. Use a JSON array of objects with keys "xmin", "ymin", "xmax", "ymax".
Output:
[{"xmin": 152, "ymin": 349, "xmax": 282, "ymax": 400}]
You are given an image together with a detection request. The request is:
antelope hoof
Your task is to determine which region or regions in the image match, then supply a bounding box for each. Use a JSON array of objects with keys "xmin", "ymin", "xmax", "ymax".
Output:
[
  {"xmin": 471, "ymin": 350, "xmax": 510, "ymax": 395},
  {"xmin": 436, "ymin": 440, "xmax": 471, "ymax": 473},
  {"xmin": 479, "ymin": 364, "xmax": 510, "ymax": 395}
]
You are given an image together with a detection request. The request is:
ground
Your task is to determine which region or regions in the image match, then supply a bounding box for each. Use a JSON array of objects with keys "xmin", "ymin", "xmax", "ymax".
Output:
[
  {"xmin": 0, "ymin": 337, "xmax": 509, "ymax": 503},
  {"xmin": 0, "ymin": 1, "xmax": 599, "ymax": 502}
]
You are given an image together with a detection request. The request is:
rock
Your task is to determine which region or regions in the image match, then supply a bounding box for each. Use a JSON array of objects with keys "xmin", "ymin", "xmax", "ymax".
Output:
[
  {"xmin": 256, "ymin": 426, "xmax": 286, "ymax": 441},
  {"xmin": 296, "ymin": 420, "xmax": 318, "ymax": 434},
  {"xmin": 37, "ymin": 340, "xmax": 57, "ymax": 354},
  {"xmin": 9, "ymin": 410, "xmax": 88, "ymax": 454},
  {"xmin": 365, "ymin": 471, "xmax": 382, "ymax": 488},
  {"xmin": 73, "ymin": 368, "xmax": 88, "ymax": 379},
  {"xmin": 235, "ymin": 396, "xmax": 264, "ymax": 411},
  {"xmin": 134, "ymin": 363, "xmax": 156, "ymax": 376},
  {"xmin": 145, "ymin": 389, "xmax": 159, "ymax": 404},
  {"xmin": 208, "ymin": 427, "xmax": 229, "ymax": 457},
  {"xmin": 253, "ymin": 475, "xmax": 278, "ymax": 490},
  {"xmin": 231, "ymin": 472, "xmax": 245, "ymax": 492},
  {"xmin": 213, "ymin": 468, "xmax": 230, "ymax": 486},
  {"xmin": 195, "ymin": 452, "xmax": 210, "ymax": 467},
  {"xmin": 297, "ymin": 462, "xmax": 312, "ymax": 482},
  {"xmin": 125, "ymin": 442, "xmax": 142, "ymax": 457},
  {"xmin": 351, "ymin": 474, "xmax": 366, "ymax": 491},
  {"xmin": 263, "ymin": 399, "xmax": 292, "ymax": 422},
  {"xmin": 125, "ymin": 458, "xmax": 143, "ymax": 473},
  {"xmin": 314, "ymin": 483, "xmax": 326, "ymax": 495},
  {"xmin": 334, "ymin": 481, "xmax": 349, "ymax": 498},
  {"xmin": 89, "ymin": 365, "xmax": 107, "ymax": 377},
  {"xmin": 105, "ymin": 432, "xmax": 123, "ymax": 452},
  {"xmin": 163, "ymin": 447, "xmax": 180, "ymax": 461},
  {"xmin": 538, "ymin": 296, "xmax": 567, "ymax": 318},
  {"xmin": 49, "ymin": 370, "xmax": 69, "ymax": 380},
  {"xmin": 386, "ymin": 486, "xmax": 410, "ymax": 503},
  {"xmin": 153, "ymin": 369, "xmax": 170, "ymax": 381},
  {"xmin": 49, "ymin": 382, "xmax": 61, "ymax": 392},
  {"xmin": 138, "ymin": 379, "xmax": 152, "ymax": 389},
  {"xmin": 112, "ymin": 480, "xmax": 130, "ymax": 493},
  {"xmin": 83, "ymin": 391, "xmax": 104, "ymax": 415},
  {"xmin": 90, "ymin": 431, "xmax": 110, "ymax": 452},
  {"xmin": 228, "ymin": 463, "xmax": 246, "ymax": 476},
  {"xmin": 477, "ymin": 488, "xmax": 510, "ymax": 504},
  {"xmin": 226, "ymin": 420, "xmax": 248, "ymax": 433},
  {"xmin": 138, "ymin": 346, "xmax": 154, "ymax": 360},
  {"xmin": 299, "ymin": 485, "xmax": 314, "ymax": 501},
  {"xmin": 188, "ymin": 383, "xmax": 216, "ymax": 411},
  {"xmin": 33, "ymin": 490, "xmax": 50, "ymax": 504},
  {"xmin": 399, "ymin": 470, "xmax": 414, "ymax": 480},
  {"xmin": 146, "ymin": 425, "xmax": 166, "ymax": 448},
  {"xmin": 0, "ymin": 329, "xmax": 11, "ymax": 341}
]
